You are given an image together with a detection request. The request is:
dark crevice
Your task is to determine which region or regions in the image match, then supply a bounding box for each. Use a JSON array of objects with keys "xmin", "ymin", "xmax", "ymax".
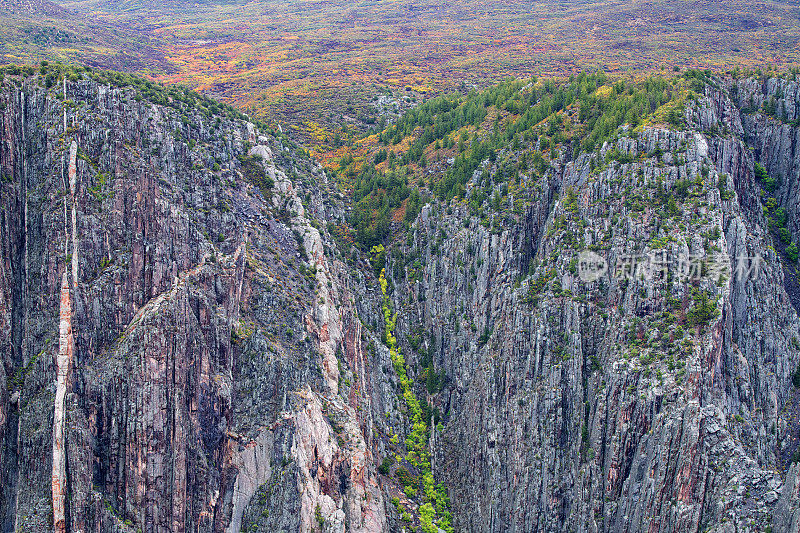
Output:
[{"xmin": 1, "ymin": 103, "xmax": 25, "ymax": 533}]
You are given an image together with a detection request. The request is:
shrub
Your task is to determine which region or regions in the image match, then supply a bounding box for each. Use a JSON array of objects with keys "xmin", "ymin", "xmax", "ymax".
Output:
[
  {"xmin": 787, "ymin": 242, "xmax": 799, "ymax": 263},
  {"xmin": 369, "ymin": 244, "xmax": 386, "ymax": 276},
  {"xmin": 688, "ymin": 290, "xmax": 720, "ymax": 329},
  {"xmin": 764, "ymin": 176, "xmax": 779, "ymax": 192},
  {"xmin": 775, "ymin": 207, "xmax": 788, "ymax": 228},
  {"xmin": 396, "ymin": 466, "xmax": 416, "ymax": 491},
  {"xmin": 478, "ymin": 326, "xmax": 492, "ymax": 347},
  {"xmin": 754, "ymin": 162, "xmax": 768, "ymax": 182},
  {"xmin": 378, "ymin": 456, "xmax": 394, "ymax": 476},
  {"xmin": 755, "ymin": 163, "xmax": 779, "ymax": 192},
  {"xmin": 240, "ymin": 155, "xmax": 274, "ymax": 197},
  {"xmin": 718, "ymin": 181, "xmax": 734, "ymax": 201},
  {"xmin": 674, "ymin": 179, "xmax": 691, "ymax": 198},
  {"xmin": 420, "ymin": 503, "xmax": 437, "ymax": 533}
]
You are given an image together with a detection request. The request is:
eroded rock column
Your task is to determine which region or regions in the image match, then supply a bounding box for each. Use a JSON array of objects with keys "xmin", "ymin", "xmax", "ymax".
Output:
[{"xmin": 53, "ymin": 139, "xmax": 78, "ymax": 533}]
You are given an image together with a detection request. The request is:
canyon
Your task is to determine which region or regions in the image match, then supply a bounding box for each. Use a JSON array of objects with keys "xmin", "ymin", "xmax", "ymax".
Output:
[{"xmin": 0, "ymin": 67, "xmax": 799, "ymax": 532}]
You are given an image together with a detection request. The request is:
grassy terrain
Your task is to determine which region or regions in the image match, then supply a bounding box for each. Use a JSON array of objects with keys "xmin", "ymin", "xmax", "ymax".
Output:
[
  {"xmin": 0, "ymin": 0, "xmax": 172, "ymax": 73},
  {"xmin": 6, "ymin": 0, "xmax": 800, "ymax": 145}
]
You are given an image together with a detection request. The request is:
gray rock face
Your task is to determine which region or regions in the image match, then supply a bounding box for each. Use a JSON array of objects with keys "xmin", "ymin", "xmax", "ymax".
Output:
[
  {"xmin": 384, "ymin": 86, "xmax": 800, "ymax": 532},
  {"xmin": 0, "ymin": 74, "xmax": 394, "ymax": 533},
  {"xmin": 0, "ymin": 70, "xmax": 799, "ymax": 533}
]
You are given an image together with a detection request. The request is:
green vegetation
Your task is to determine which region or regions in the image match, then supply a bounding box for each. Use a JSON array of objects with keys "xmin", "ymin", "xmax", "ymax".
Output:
[
  {"xmin": 757, "ymin": 163, "xmax": 798, "ymax": 264},
  {"xmin": 688, "ymin": 289, "xmax": 720, "ymax": 330},
  {"xmin": 369, "ymin": 244, "xmax": 387, "ymax": 276},
  {"xmin": 239, "ymin": 154, "xmax": 274, "ymax": 198},
  {"xmin": 787, "ymin": 242, "xmax": 799, "ymax": 263},
  {"xmin": 378, "ymin": 456, "xmax": 394, "ymax": 476},
  {"xmin": 345, "ymin": 164, "xmax": 429, "ymax": 250},
  {"xmin": 755, "ymin": 162, "xmax": 778, "ymax": 192},
  {"xmin": 337, "ymin": 71, "xmax": 697, "ymax": 250},
  {"xmin": 380, "ymin": 270, "xmax": 452, "ymax": 532}
]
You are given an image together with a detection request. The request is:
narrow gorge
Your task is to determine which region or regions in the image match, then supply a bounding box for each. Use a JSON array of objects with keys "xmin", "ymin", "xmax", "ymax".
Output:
[{"xmin": 0, "ymin": 66, "xmax": 799, "ymax": 533}]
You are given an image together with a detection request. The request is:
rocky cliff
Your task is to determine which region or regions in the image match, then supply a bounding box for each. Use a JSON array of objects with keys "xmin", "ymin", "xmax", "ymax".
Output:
[
  {"xmin": 379, "ymin": 77, "xmax": 800, "ymax": 532},
  {"xmin": 1, "ymin": 65, "xmax": 800, "ymax": 533},
  {"xmin": 0, "ymin": 66, "xmax": 404, "ymax": 533}
]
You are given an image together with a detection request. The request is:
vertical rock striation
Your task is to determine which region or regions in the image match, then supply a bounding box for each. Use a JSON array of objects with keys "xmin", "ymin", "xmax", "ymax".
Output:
[
  {"xmin": 0, "ymin": 71, "xmax": 396, "ymax": 533},
  {"xmin": 1, "ymin": 67, "xmax": 800, "ymax": 533},
  {"xmin": 381, "ymin": 82, "xmax": 800, "ymax": 532}
]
